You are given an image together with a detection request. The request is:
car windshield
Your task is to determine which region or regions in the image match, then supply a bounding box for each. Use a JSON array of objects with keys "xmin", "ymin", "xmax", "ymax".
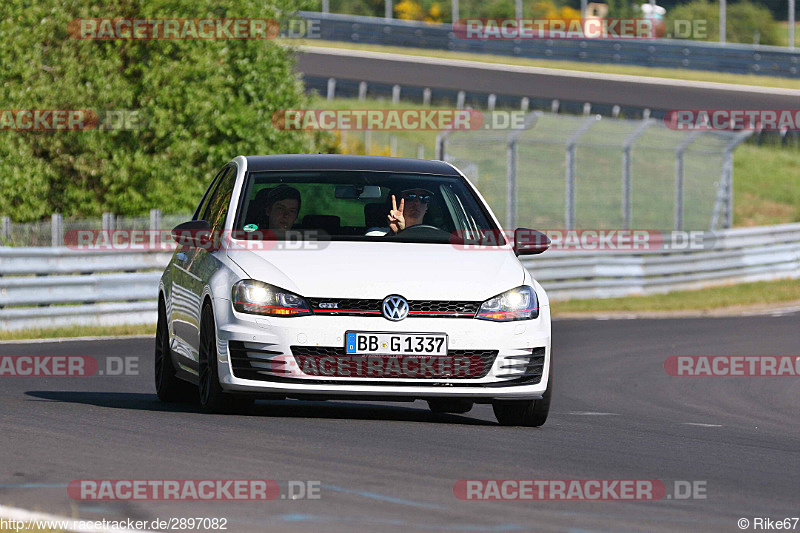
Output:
[{"xmin": 234, "ymin": 171, "xmax": 505, "ymax": 245}]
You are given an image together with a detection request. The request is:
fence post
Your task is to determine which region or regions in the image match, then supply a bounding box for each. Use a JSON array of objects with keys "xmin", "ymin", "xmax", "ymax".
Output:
[
  {"xmin": 456, "ymin": 91, "xmax": 465, "ymax": 109},
  {"xmin": 674, "ymin": 130, "xmax": 703, "ymax": 231},
  {"xmin": 390, "ymin": 134, "xmax": 397, "ymax": 157},
  {"xmin": 417, "ymin": 143, "xmax": 425, "ymax": 159},
  {"xmin": 1, "ymin": 216, "xmax": 9, "ymax": 243},
  {"xmin": 322, "ymin": 0, "xmax": 329, "ymax": 13},
  {"xmin": 102, "ymin": 212, "xmax": 116, "ymax": 231},
  {"xmin": 423, "ymin": 88, "xmax": 431, "ymax": 106},
  {"xmin": 358, "ymin": 81, "xmax": 368, "ymax": 101},
  {"xmin": 520, "ymin": 97, "xmax": 529, "ymax": 111},
  {"xmin": 150, "ymin": 208, "xmax": 161, "ymax": 250},
  {"xmin": 565, "ymin": 116, "xmax": 600, "ymax": 230},
  {"xmin": 385, "ymin": 0, "xmax": 392, "ymax": 19},
  {"xmin": 51, "ymin": 213, "xmax": 63, "ymax": 247},
  {"xmin": 487, "ymin": 94, "xmax": 496, "ymax": 111},
  {"xmin": 505, "ymin": 112, "xmax": 540, "ymax": 230},
  {"xmin": 507, "ymin": 139, "xmax": 518, "ymax": 230},
  {"xmin": 621, "ymin": 119, "xmax": 653, "ymax": 230},
  {"xmin": 392, "ymin": 84, "xmax": 401, "ymax": 104},
  {"xmin": 435, "ymin": 130, "xmax": 453, "ymax": 160},
  {"xmin": 711, "ymin": 130, "xmax": 752, "ymax": 230},
  {"xmin": 326, "ymin": 77, "xmax": 336, "ymax": 101}
]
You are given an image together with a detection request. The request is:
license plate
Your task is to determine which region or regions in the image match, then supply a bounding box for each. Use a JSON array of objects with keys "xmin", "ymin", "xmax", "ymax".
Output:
[{"xmin": 345, "ymin": 332, "xmax": 448, "ymax": 356}]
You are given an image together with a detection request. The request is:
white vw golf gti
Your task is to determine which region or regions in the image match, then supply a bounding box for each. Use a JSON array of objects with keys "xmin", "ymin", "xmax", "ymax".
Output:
[{"xmin": 157, "ymin": 155, "xmax": 552, "ymax": 426}]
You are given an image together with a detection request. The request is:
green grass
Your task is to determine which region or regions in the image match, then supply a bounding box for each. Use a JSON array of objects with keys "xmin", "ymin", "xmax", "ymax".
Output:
[
  {"xmin": 551, "ymin": 277, "xmax": 800, "ymax": 315},
  {"xmin": 776, "ymin": 22, "xmax": 800, "ymax": 47},
  {"xmin": 288, "ymin": 39, "xmax": 800, "ymax": 90},
  {"xmin": 0, "ymin": 323, "xmax": 155, "ymax": 342},
  {"xmin": 734, "ymin": 143, "xmax": 800, "ymax": 226}
]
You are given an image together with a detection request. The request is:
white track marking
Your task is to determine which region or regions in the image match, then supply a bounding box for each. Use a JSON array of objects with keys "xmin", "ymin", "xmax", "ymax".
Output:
[{"xmin": 567, "ymin": 411, "xmax": 620, "ymax": 416}]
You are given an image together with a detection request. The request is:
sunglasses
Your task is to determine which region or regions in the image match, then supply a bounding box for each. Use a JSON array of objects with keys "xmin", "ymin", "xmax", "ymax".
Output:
[{"xmin": 402, "ymin": 193, "xmax": 431, "ymax": 204}]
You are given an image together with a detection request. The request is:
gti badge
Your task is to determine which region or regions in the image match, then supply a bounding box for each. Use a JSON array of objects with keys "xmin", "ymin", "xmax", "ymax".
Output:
[
  {"xmin": 319, "ymin": 302, "xmax": 339, "ymax": 309},
  {"xmin": 382, "ymin": 295, "xmax": 409, "ymax": 321}
]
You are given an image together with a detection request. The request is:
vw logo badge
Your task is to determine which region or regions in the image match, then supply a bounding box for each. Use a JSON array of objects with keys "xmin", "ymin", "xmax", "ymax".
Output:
[{"xmin": 382, "ymin": 295, "xmax": 409, "ymax": 321}]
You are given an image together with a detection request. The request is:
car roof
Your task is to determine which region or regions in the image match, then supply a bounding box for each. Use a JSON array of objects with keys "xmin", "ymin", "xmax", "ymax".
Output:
[{"xmin": 243, "ymin": 154, "xmax": 462, "ymax": 176}]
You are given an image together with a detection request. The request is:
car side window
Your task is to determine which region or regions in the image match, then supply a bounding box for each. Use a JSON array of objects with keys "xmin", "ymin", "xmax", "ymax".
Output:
[
  {"xmin": 202, "ymin": 167, "xmax": 236, "ymax": 232},
  {"xmin": 193, "ymin": 166, "xmax": 227, "ymax": 221}
]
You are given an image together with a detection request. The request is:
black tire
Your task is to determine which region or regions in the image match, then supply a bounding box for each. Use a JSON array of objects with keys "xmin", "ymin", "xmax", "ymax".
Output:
[
  {"xmin": 198, "ymin": 304, "xmax": 254, "ymax": 414},
  {"xmin": 492, "ymin": 357, "xmax": 552, "ymax": 427},
  {"xmin": 155, "ymin": 298, "xmax": 196, "ymax": 403},
  {"xmin": 427, "ymin": 398, "xmax": 473, "ymax": 414}
]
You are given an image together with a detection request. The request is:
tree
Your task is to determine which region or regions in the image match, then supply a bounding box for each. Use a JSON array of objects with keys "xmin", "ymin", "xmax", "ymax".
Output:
[{"xmin": 0, "ymin": 0, "xmax": 319, "ymax": 221}]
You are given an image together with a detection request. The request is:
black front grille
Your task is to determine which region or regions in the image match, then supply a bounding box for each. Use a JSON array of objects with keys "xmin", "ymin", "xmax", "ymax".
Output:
[
  {"xmin": 290, "ymin": 346, "xmax": 497, "ymax": 379},
  {"xmin": 307, "ymin": 298, "xmax": 381, "ymax": 314},
  {"xmin": 228, "ymin": 340, "xmax": 287, "ymax": 381},
  {"xmin": 307, "ymin": 298, "xmax": 479, "ymax": 318},
  {"xmin": 488, "ymin": 347, "xmax": 546, "ymax": 386}
]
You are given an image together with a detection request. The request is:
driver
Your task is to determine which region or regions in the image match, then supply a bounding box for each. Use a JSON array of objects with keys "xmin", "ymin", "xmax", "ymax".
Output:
[{"xmin": 366, "ymin": 188, "xmax": 432, "ymax": 236}]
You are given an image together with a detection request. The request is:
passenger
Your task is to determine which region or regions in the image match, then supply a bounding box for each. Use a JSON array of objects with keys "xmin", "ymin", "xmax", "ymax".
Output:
[{"xmin": 263, "ymin": 185, "xmax": 301, "ymax": 230}]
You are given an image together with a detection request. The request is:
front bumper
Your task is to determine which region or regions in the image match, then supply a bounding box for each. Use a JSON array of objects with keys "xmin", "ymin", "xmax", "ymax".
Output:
[{"xmin": 212, "ymin": 297, "xmax": 551, "ymax": 401}]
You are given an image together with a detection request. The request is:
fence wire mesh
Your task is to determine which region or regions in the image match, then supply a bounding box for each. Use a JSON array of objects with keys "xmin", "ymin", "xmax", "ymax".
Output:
[
  {"xmin": 0, "ymin": 212, "xmax": 192, "ymax": 247},
  {"xmin": 330, "ymin": 112, "xmax": 747, "ymax": 231}
]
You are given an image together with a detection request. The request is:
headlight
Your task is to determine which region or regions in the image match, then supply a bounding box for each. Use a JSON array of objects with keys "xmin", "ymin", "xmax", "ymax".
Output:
[
  {"xmin": 476, "ymin": 286, "xmax": 539, "ymax": 321},
  {"xmin": 232, "ymin": 280, "xmax": 312, "ymax": 317}
]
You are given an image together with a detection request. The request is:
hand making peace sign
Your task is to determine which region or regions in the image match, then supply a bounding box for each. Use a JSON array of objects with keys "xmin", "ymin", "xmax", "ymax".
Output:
[{"xmin": 387, "ymin": 195, "xmax": 405, "ymax": 234}]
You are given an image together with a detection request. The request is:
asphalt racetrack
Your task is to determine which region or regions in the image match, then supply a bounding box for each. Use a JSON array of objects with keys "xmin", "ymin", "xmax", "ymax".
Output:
[
  {"xmin": 297, "ymin": 47, "xmax": 800, "ymax": 111},
  {"xmin": 1, "ymin": 315, "xmax": 798, "ymax": 532}
]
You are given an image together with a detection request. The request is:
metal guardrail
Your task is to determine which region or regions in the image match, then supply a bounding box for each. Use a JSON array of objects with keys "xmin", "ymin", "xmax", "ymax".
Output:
[
  {"xmin": 300, "ymin": 11, "xmax": 800, "ymax": 78},
  {"xmin": 1, "ymin": 223, "xmax": 799, "ymax": 330},
  {"xmin": 522, "ymin": 223, "xmax": 800, "ymax": 300},
  {"xmin": 0, "ymin": 249, "xmax": 173, "ymax": 331}
]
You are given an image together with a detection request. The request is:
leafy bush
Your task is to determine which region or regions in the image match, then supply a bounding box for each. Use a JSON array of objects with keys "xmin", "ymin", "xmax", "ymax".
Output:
[
  {"xmin": 665, "ymin": 0, "xmax": 781, "ymax": 45},
  {"xmin": 395, "ymin": 0, "xmax": 444, "ymax": 22},
  {"xmin": 0, "ymin": 0, "xmax": 326, "ymax": 222}
]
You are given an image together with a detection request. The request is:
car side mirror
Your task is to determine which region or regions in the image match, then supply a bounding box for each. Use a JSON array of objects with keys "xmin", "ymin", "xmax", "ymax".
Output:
[
  {"xmin": 514, "ymin": 228, "xmax": 550, "ymax": 256},
  {"xmin": 172, "ymin": 220, "xmax": 212, "ymax": 248}
]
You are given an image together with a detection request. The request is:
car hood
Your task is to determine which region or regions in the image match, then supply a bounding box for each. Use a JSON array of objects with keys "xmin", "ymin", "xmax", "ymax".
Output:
[{"xmin": 226, "ymin": 242, "xmax": 526, "ymax": 301}]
